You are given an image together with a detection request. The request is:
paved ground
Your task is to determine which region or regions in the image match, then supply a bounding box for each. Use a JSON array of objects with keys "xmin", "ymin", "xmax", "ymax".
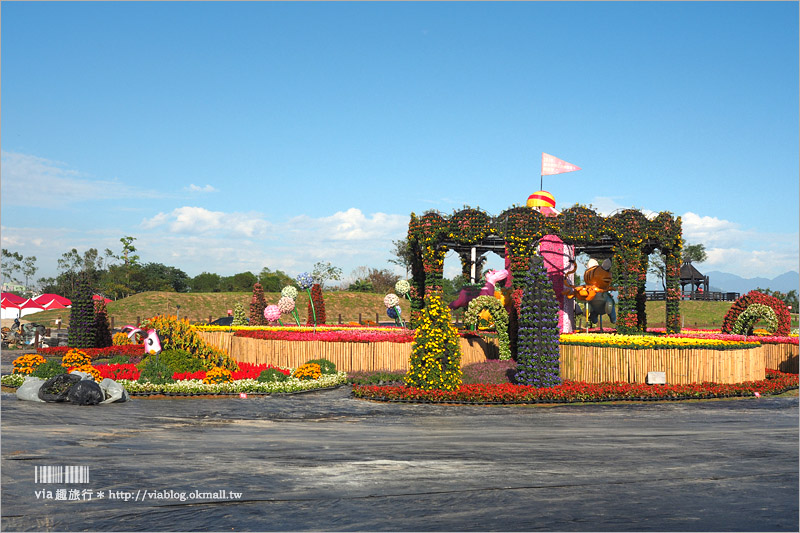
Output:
[{"xmin": 1, "ymin": 385, "xmax": 797, "ymax": 532}]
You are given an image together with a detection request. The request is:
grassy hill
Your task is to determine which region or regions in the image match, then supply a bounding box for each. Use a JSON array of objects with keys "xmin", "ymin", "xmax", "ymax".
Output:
[{"xmin": 24, "ymin": 291, "xmax": 412, "ymax": 328}]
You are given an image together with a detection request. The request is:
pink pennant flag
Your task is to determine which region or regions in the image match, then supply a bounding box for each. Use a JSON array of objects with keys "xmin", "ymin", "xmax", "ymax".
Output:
[{"xmin": 541, "ymin": 153, "xmax": 581, "ymax": 176}]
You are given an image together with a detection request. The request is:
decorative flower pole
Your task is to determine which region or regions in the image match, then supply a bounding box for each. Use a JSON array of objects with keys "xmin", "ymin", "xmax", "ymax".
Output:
[
  {"xmin": 384, "ymin": 293, "xmax": 405, "ymax": 328},
  {"xmin": 277, "ymin": 296, "xmax": 297, "ymax": 326},
  {"xmin": 280, "ymin": 286, "xmax": 301, "ymax": 326},
  {"xmin": 264, "ymin": 305, "xmax": 282, "ymax": 326},
  {"xmin": 296, "ymin": 272, "xmax": 317, "ymax": 328}
]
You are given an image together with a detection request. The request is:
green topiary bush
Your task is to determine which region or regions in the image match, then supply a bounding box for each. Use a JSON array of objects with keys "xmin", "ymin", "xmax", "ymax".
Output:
[
  {"xmin": 139, "ymin": 358, "xmax": 176, "ymax": 385},
  {"xmin": 108, "ymin": 355, "xmax": 130, "ymax": 364},
  {"xmin": 257, "ymin": 368, "xmax": 288, "ymax": 383},
  {"xmin": 154, "ymin": 349, "xmax": 211, "ymax": 374},
  {"xmin": 304, "ymin": 358, "xmax": 336, "ymax": 375},
  {"xmin": 232, "ymin": 303, "xmax": 248, "ymax": 326}
]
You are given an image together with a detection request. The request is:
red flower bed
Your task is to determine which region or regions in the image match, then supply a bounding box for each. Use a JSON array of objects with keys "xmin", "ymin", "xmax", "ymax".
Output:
[
  {"xmin": 352, "ymin": 369, "xmax": 798, "ymax": 404},
  {"xmin": 235, "ymin": 329, "xmax": 414, "ymax": 343},
  {"xmin": 38, "ymin": 345, "xmax": 146, "ymax": 360},
  {"xmin": 173, "ymin": 363, "xmax": 290, "ymax": 381},
  {"xmin": 93, "ymin": 363, "xmax": 141, "ymax": 381}
]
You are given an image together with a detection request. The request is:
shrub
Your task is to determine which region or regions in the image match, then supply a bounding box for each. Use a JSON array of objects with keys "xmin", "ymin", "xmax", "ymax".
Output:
[
  {"xmin": 32, "ymin": 359, "xmax": 67, "ymax": 380},
  {"xmin": 405, "ymin": 294, "xmax": 462, "ymax": 391},
  {"xmin": 155, "ymin": 348, "xmax": 210, "ymax": 374},
  {"xmin": 108, "ymin": 354, "xmax": 130, "ymax": 364},
  {"xmin": 257, "ymin": 368, "xmax": 289, "ymax": 383},
  {"xmin": 139, "ymin": 358, "xmax": 176, "ymax": 385},
  {"xmin": 304, "ymin": 358, "xmax": 336, "ymax": 375}
]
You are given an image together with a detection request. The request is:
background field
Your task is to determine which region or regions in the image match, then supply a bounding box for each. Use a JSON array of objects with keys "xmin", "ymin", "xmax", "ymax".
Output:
[{"xmin": 17, "ymin": 292, "xmax": 799, "ymax": 331}]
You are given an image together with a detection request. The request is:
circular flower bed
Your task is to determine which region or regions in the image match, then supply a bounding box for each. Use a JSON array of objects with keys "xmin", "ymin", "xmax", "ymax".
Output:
[{"xmin": 353, "ymin": 369, "xmax": 798, "ymax": 404}]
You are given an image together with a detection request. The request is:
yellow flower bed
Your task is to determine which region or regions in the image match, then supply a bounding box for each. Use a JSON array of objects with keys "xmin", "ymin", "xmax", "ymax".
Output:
[
  {"xmin": 560, "ymin": 333, "xmax": 760, "ymax": 350},
  {"xmin": 12, "ymin": 353, "xmax": 46, "ymax": 375},
  {"xmin": 203, "ymin": 367, "xmax": 233, "ymax": 385},
  {"xmin": 68, "ymin": 364, "xmax": 102, "ymax": 382},
  {"xmin": 292, "ymin": 363, "xmax": 322, "ymax": 381},
  {"xmin": 112, "ymin": 332, "xmax": 133, "ymax": 345},
  {"xmin": 61, "ymin": 349, "xmax": 92, "ymax": 369}
]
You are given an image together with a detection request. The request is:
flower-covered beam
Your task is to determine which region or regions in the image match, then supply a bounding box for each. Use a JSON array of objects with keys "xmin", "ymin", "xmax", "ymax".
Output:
[{"xmin": 407, "ymin": 206, "xmax": 682, "ymax": 332}]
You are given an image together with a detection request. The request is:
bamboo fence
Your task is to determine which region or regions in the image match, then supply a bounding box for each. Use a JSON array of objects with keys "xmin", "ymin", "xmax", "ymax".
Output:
[
  {"xmin": 196, "ymin": 331, "xmax": 495, "ymax": 372},
  {"xmin": 758, "ymin": 343, "xmax": 799, "ymax": 374},
  {"xmin": 196, "ymin": 332, "xmax": 794, "ymax": 383},
  {"xmin": 559, "ymin": 345, "xmax": 765, "ymax": 384}
]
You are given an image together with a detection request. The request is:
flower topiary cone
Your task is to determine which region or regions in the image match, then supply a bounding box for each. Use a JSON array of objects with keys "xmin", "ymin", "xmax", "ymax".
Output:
[{"xmin": 405, "ymin": 293, "xmax": 462, "ymax": 391}]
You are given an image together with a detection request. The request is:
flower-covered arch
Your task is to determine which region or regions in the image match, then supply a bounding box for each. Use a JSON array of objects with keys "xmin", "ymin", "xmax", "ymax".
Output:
[{"xmin": 407, "ymin": 205, "xmax": 683, "ymax": 335}]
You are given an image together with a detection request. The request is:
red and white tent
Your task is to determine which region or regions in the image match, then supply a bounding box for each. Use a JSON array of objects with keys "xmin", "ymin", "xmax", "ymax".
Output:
[
  {"xmin": 1, "ymin": 295, "xmax": 45, "ymax": 319},
  {"xmin": 33, "ymin": 293, "xmax": 72, "ymax": 309},
  {"xmin": 1, "ymin": 293, "xmax": 27, "ymax": 319}
]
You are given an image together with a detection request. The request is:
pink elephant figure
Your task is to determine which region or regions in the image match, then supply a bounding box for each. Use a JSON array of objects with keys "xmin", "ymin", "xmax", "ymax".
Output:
[
  {"xmin": 449, "ymin": 269, "xmax": 509, "ymax": 309},
  {"xmin": 121, "ymin": 325, "xmax": 163, "ymax": 355}
]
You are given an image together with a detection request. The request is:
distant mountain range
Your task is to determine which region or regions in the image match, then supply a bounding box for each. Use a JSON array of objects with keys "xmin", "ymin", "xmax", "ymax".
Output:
[
  {"xmin": 645, "ymin": 270, "xmax": 799, "ymax": 294},
  {"xmin": 705, "ymin": 271, "xmax": 799, "ymax": 295}
]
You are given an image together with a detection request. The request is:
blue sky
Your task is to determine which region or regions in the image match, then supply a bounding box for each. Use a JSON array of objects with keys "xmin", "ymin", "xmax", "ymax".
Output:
[{"xmin": 2, "ymin": 1, "xmax": 798, "ymax": 286}]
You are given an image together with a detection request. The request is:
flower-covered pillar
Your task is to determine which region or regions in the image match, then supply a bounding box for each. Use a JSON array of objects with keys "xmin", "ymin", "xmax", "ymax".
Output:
[
  {"xmin": 610, "ymin": 210, "xmax": 650, "ymax": 334},
  {"xmin": 612, "ymin": 244, "xmax": 644, "ymax": 334},
  {"xmin": 650, "ymin": 213, "xmax": 683, "ymax": 334},
  {"xmin": 408, "ymin": 211, "xmax": 449, "ymax": 328},
  {"xmin": 664, "ymin": 250, "xmax": 682, "ymax": 333},
  {"xmin": 636, "ymin": 252, "xmax": 649, "ymax": 331}
]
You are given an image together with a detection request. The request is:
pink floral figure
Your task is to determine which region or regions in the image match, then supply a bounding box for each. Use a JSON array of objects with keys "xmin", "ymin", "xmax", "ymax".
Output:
[
  {"xmin": 121, "ymin": 326, "xmax": 162, "ymax": 355},
  {"xmin": 449, "ymin": 269, "xmax": 509, "ymax": 310}
]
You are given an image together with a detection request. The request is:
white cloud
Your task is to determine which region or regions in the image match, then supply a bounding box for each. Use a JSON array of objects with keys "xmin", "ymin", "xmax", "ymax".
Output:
[
  {"xmin": 0, "ymin": 151, "xmax": 151, "ymax": 207},
  {"xmin": 185, "ymin": 184, "xmax": 218, "ymax": 193},
  {"xmin": 287, "ymin": 208, "xmax": 407, "ymax": 242},
  {"xmin": 141, "ymin": 206, "xmax": 271, "ymax": 237}
]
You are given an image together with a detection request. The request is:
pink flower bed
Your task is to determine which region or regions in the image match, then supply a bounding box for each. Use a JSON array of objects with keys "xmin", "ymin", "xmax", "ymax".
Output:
[{"xmin": 235, "ymin": 328, "xmax": 414, "ymax": 344}]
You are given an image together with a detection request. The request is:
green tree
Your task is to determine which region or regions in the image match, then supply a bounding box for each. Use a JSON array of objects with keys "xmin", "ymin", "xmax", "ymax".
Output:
[
  {"xmin": 682, "ymin": 243, "xmax": 707, "ymax": 263},
  {"xmin": 312, "ymin": 261, "xmax": 343, "ymax": 289},
  {"xmin": 258, "ymin": 268, "xmax": 294, "ymax": 292},
  {"xmin": 388, "ymin": 238, "xmax": 414, "ymax": 277},
  {"xmin": 190, "ymin": 272, "xmax": 221, "ymax": 292},
  {"xmin": 220, "ymin": 272, "xmax": 258, "ymax": 292}
]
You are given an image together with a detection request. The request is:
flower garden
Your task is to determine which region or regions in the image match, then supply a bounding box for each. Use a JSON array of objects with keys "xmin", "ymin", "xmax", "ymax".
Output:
[{"xmin": 2, "ymin": 218, "xmax": 798, "ymax": 405}]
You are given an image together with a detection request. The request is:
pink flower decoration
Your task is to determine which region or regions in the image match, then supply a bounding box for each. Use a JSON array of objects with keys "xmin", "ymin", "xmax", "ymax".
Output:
[
  {"xmin": 264, "ymin": 305, "xmax": 281, "ymax": 322},
  {"xmin": 278, "ymin": 296, "xmax": 295, "ymax": 313}
]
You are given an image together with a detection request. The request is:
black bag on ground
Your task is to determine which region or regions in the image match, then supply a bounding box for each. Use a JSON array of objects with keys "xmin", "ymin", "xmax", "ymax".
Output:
[
  {"xmin": 67, "ymin": 380, "xmax": 104, "ymax": 406},
  {"xmin": 38, "ymin": 374, "xmax": 82, "ymax": 402}
]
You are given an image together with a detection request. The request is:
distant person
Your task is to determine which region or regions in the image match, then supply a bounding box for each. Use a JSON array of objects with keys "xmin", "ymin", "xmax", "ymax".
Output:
[{"xmin": 55, "ymin": 316, "xmax": 62, "ymax": 330}]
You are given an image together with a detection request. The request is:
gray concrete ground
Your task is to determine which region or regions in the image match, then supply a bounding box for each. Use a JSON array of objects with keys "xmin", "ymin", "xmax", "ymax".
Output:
[{"xmin": 1, "ymin": 385, "xmax": 798, "ymax": 532}]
